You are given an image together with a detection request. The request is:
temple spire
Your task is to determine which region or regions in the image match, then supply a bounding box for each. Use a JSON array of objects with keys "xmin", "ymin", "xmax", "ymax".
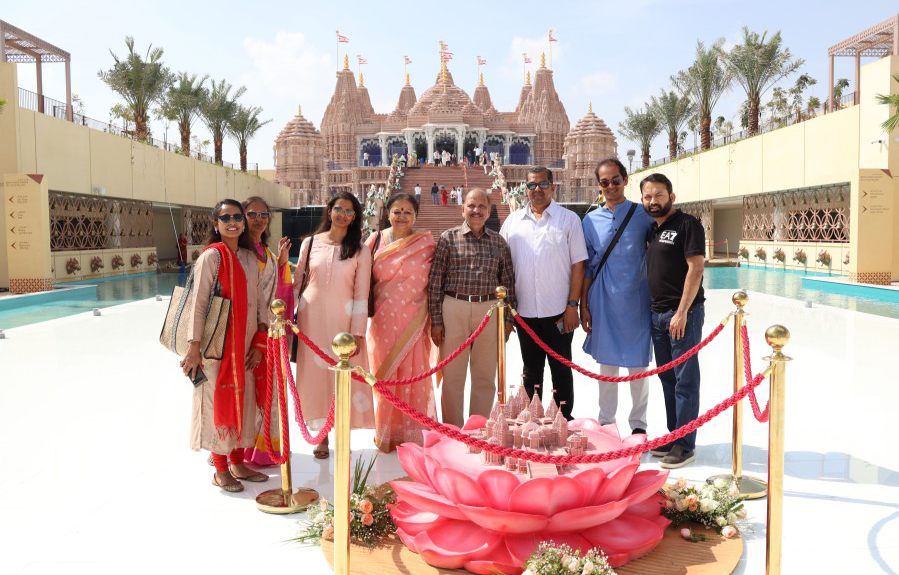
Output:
[
  {"xmin": 405, "ymin": 72, "xmax": 410, "ymax": 86},
  {"xmin": 589, "ymin": 102, "xmax": 593, "ymax": 114},
  {"xmin": 526, "ymin": 71, "xmax": 531, "ymax": 85},
  {"xmin": 479, "ymin": 71, "xmax": 484, "ymax": 86},
  {"xmin": 540, "ymin": 52, "xmax": 546, "ymax": 68},
  {"xmin": 343, "ymin": 54, "xmax": 349, "ymax": 70},
  {"xmin": 359, "ymin": 73, "xmax": 364, "ymax": 87},
  {"xmin": 298, "ymin": 104, "xmax": 302, "ymax": 116}
]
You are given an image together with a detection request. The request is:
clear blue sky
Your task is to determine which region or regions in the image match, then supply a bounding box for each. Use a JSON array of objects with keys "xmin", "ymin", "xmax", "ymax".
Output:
[{"xmin": 5, "ymin": 1, "xmax": 897, "ymax": 169}]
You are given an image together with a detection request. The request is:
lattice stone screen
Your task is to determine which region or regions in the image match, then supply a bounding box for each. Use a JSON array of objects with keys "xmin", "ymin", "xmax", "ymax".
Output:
[
  {"xmin": 742, "ymin": 184, "xmax": 849, "ymax": 242},
  {"xmin": 183, "ymin": 207, "xmax": 213, "ymax": 245},
  {"xmin": 50, "ymin": 192, "xmax": 154, "ymax": 251},
  {"xmin": 678, "ymin": 200, "xmax": 713, "ymax": 236}
]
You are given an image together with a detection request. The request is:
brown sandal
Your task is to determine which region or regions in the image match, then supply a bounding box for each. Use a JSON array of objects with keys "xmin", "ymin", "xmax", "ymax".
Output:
[
  {"xmin": 314, "ymin": 443, "xmax": 330, "ymax": 459},
  {"xmin": 230, "ymin": 468, "xmax": 269, "ymax": 482},
  {"xmin": 212, "ymin": 473, "xmax": 244, "ymax": 492}
]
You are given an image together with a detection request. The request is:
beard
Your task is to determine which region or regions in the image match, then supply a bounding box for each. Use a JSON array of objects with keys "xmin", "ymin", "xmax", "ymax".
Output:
[{"xmin": 644, "ymin": 199, "xmax": 673, "ymax": 217}]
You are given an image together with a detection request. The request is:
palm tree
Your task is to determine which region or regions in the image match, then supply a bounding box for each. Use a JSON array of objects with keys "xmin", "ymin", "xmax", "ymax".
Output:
[
  {"xmin": 201, "ymin": 79, "xmax": 246, "ymax": 165},
  {"xmin": 718, "ymin": 27, "xmax": 804, "ymax": 136},
  {"xmin": 159, "ymin": 72, "xmax": 208, "ymax": 157},
  {"xmin": 876, "ymin": 74, "xmax": 899, "ymax": 133},
  {"xmin": 832, "ymin": 78, "xmax": 850, "ymax": 110},
  {"xmin": 0, "ymin": 97, "xmax": 6, "ymax": 114},
  {"xmin": 650, "ymin": 90, "xmax": 694, "ymax": 159},
  {"xmin": 619, "ymin": 106, "xmax": 661, "ymax": 169},
  {"xmin": 672, "ymin": 39, "xmax": 731, "ymax": 150},
  {"xmin": 806, "ymin": 96, "xmax": 822, "ymax": 117},
  {"xmin": 227, "ymin": 105, "xmax": 271, "ymax": 172},
  {"xmin": 789, "ymin": 73, "xmax": 816, "ymax": 122},
  {"xmin": 98, "ymin": 37, "xmax": 171, "ymax": 143}
]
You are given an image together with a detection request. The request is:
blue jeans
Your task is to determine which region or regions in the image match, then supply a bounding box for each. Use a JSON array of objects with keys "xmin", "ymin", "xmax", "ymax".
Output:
[{"xmin": 650, "ymin": 303, "xmax": 705, "ymax": 451}]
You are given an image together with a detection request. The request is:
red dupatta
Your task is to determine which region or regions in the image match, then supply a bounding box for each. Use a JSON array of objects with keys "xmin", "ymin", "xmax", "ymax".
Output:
[{"xmin": 204, "ymin": 243, "xmax": 248, "ymax": 439}]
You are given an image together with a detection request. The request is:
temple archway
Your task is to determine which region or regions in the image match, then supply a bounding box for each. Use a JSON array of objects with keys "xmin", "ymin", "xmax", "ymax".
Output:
[
  {"xmin": 510, "ymin": 139, "xmax": 531, "ymax": 165},
  {"xmin": 434, "ymin": 132, "xmax": 457, "ymax": 156},
  {"xmin": 386, "ymin": 137, "xmax": 407, "ymax": 160},
  {"xmin": 414, "ymin": 135, "xmax": 428, "ymax": 161},
  {"xmin": 360, "ymin": 140, "xmax": 381, "ymax": 166},
  {"xmin": 463, "ymin": 134, "xmax": 479, "ymax": 162},
  {"xmin": 484, "ymin": 135, "xmax": 504, "ymax": 161}
]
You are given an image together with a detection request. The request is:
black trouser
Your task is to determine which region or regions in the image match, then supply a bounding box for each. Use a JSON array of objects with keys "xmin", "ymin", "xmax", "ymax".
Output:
[{"xmin": 517, "ymin": 314, "xmax": 575, "ymax": 419}]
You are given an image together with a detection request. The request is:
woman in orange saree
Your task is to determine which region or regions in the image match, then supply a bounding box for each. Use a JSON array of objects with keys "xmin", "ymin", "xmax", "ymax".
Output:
[{"xmin": 365, "ymin": 193, "xmax": 437, "ymax": 452}]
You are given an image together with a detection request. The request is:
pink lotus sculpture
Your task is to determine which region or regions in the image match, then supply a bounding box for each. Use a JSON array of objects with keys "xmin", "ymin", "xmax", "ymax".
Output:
[{"xmin": 390, "ymin": 417, "xmax": 670, "ymax": 575}]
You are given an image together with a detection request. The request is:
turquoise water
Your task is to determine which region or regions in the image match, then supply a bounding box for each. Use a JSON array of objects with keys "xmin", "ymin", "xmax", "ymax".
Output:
[
  {"xmin": 0, "ymin": 273, "xmax": 186, "ymax": 329},
  {"xmin": 1, "ymin": 266, "xmax": 897, "ymax": 330}
]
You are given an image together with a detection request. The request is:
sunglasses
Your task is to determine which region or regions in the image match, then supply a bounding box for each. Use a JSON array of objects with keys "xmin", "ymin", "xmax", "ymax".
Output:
[
  {"xmin": 598, "ymin": 176, "xmax": 624, "ymax": 188},
  {"xmin": 331, "ymin": 207, "xmax": 356, "ymax": 217},
  {"xmin": 216, "ymin": 214, "xmax": 245, "ymax": 224},
  {"xmin": 246, "ymin": 211, "xmax": 270, "ymax": 220},
  {"xmin": 526, "ymin": 181, "xmax": 551, "ymax": 190}
]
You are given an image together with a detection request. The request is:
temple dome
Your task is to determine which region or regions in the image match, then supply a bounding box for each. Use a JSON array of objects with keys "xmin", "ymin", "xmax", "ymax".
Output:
[
  {"xmin": 388, "ymin": 76, "xmax": 418, "ymax": 120},
  {"xmin": 408, "ymin": 64, "xmax": 475, "ymax": 116},
  {"xmin": 472, "ymin": 73, "xmax": 493, "ymax": 112}
]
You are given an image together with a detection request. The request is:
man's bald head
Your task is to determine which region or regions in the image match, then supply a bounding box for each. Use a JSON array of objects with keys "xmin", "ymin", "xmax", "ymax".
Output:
[{"xmin": 464, "ymin": 188, "xmax": 491, "ymax": 205}]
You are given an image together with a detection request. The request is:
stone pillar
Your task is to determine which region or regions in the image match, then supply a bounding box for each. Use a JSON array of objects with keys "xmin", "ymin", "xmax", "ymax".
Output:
[
  {"xmin": 828, "ymin": 54, "xmax": 835, "ymax": 112},
  {"xmin": 456, "ymin": 126, "xmax": 465, "ymax": 160},
  {"xmin": 378, "ymin": 134, "xmax": 387, "ymax": 166},
  {"xmin": 4, "ymin": 174, "xmax": 52, "ymax": 293},
  {"xmin": 503, "ymin": 134, "xmax": 511, "ymax": 165},
  {"xmin": 426, "ymin": 129, "xmax": 434, "ymax": 164}
]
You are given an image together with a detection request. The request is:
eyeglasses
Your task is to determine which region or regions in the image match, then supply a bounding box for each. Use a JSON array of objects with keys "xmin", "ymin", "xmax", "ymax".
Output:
[
  {"xmin": 246, "ymin": 211, "xmax": 270, "ymax": 220},
  {"xmin": 331, "ymin": 207, "xmax": 356, "ymax": 217},
  {"xmin": 598, "ymin": 176, "xmax": 624, "ymax": 188},
  {"xmin": 526, "ymin": 181, "xmax": 551, "ymax": 190},
  {"xmin": 216, "ymin": 214, "xmax": 245, "ymax": 224}
]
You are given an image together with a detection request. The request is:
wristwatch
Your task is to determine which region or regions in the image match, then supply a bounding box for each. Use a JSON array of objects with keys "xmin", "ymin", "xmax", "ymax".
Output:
[{"xmin": 567, "ymin": 300, "xmax": 578, "ymax": 307}]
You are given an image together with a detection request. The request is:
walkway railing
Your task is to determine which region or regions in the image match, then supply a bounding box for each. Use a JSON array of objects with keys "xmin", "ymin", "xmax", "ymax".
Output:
[{"xmin": 264, "ymin": 288, "xmax": 792, "ymax": 575}]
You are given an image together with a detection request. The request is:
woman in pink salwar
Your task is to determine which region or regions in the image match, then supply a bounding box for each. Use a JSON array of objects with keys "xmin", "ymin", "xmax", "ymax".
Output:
[{"xmin": 366, "ymin": 193, "xmax": 437, "ymax": 453}]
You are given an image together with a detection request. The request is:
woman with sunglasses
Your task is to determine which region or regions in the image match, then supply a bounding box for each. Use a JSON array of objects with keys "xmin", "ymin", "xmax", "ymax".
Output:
[
  {"xmin": 181, "ymin": 199, "xmax": 273, "ymax": 492},
  {"xmin": 240, "ymin": 196, "xmax": 292, "ymax": 466},
  {"xmin": 293, "ymin": 191, "xmax": 374, "ymax": 459}
]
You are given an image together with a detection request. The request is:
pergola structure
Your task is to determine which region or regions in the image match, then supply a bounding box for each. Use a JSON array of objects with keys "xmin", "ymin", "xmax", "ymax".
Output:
[
  {"xmin": 827, "ymin": 14, "xmax": 899, "ymax": 111},
  {"xmin": 0, "ymin": 20, "xmax": 72, "ymax": 121}
]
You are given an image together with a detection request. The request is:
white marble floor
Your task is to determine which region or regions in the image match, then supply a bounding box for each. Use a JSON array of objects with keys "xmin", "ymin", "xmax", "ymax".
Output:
[{"xmin": 0, "ymin": 289, "xmax": 897, "ymax": 574}]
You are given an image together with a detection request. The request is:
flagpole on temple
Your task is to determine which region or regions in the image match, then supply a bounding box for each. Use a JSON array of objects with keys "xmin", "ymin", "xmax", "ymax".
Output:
[
  {"xmin": 522, "ymin": 53, "xmax": 527, "ymax": 83},
  {"xmin": 335, "ymin": 30, "xmax": 339, "ymax": 71},
  {"xmin": 548, "ymin": 29, "xmax": 553, "ymax": 69}
]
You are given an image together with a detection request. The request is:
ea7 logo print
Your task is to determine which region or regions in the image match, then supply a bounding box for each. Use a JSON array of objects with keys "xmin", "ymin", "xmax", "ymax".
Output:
[{"xmin": 659, "ymin": 230, "xmax": 678, "ymax": 244}]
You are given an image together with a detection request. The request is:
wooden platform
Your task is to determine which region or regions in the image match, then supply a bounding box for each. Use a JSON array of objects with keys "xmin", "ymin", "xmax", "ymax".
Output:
[{"xmin": 321, "ymin": 524, "xmax": 742, "ymax": 575}]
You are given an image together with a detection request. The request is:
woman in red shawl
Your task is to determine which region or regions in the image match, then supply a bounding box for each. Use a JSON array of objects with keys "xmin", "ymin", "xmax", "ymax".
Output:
[{"xmin": 180, "ymin": 199, "xmax": 272, "ymax": 492}]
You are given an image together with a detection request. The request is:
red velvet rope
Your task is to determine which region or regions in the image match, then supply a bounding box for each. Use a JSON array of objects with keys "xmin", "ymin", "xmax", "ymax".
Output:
[
  {"xmin": 513, "ymin": 312, "xmax": 728, "ymax": 382},
  {"xmin": 290, "ymin": 310, "xmax": 493, "ymax": 386},
  {"xmin": 280, "ymin": 335, "xmax": 335, "ymax": 445},
  {"xmin": 261, "ymin": 336, "xmax": 290, "ymax": 463},
  {"xmin": 742, "ymin": 324, "xmax": 770, "ymax": 423}
]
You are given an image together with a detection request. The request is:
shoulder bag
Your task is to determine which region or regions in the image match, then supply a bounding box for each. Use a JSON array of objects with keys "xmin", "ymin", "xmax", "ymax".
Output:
[{"xmin": 159, "ymin": 250, "xmax": 231, "ymax": 360}]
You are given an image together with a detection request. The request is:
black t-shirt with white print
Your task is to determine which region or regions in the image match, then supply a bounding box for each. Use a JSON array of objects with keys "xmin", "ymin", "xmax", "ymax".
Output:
[{"xmin": 647, "ymin": 209, "xmax": 706, "ymax": 312}]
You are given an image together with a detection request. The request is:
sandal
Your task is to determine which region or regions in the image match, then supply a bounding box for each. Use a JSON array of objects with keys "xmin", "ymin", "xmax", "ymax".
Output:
[
  {"xmin": 212, "ymin": 473, "xmax": 244, "ymax": 493},
  {"xmin": 230, "ymin": 468, "xmax": 269, "ymax": 482},
  {"xmin": 314, "ymin": 442, "xmax": 330, "ymax": 459}
]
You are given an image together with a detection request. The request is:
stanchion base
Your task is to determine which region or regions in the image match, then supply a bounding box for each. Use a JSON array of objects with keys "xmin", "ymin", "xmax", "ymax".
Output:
[
  {"xmin": 256, "ymin": 487, "xmax": 320, "ymax": 514},
  {"xmin": 322, "ymin": 525, "xmax": 742, "ymax": 574},
  {"xmin": 707, "ymin": 474, "xmax": 768, "ymax": 500}
]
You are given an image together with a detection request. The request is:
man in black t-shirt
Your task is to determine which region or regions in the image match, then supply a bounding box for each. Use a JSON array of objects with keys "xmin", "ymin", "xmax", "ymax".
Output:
[{"xmin": 641, "ymin": 173, "xmax": 706, "ymax": 469}]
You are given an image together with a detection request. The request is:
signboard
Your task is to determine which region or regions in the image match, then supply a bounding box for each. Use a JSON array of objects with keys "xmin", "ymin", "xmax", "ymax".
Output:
[
  {"xmin": 3, "ymin": 174, "xmax": 52, "ymax": 293},
  {"xmin": 853, "ymin": 169, "xmax": 895, "ymax": 285}
]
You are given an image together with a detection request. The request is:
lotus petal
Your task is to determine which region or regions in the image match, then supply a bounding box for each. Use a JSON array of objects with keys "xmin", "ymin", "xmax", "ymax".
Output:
[
  {"xmin": 572, "ymin": 468, "xmax": 606, "ymax": 503},
  {"xmin": 546, "ymin": 499, "xmax": 629, "ymax": 532},
  {"xmin": 477, "ymin": 469, "xmax": 520, "ymax": 511},
  {"xmin": 622, "ymin": 469, "xmax": 669, "ymax": 505},
  {"xmin": 583, "ymin": 515, "xmax": 666, "ymax": 566},
  {"xmin": 506, "ymin": 532, "xmax": 593, "ymax": 566},
  {"xmin": 622, "ymin": 493, "xmax": 665, "ymax": 520},
  {"xmin": 595, "ymin": 462, "xmax": 638, "ymax": 504},
  {"xmin": 423, "ymin": 453, "xmax": 443, "ymax": 489},
  {"xmin": 508, "ymin": 477, "xmax": 586, "ymax": 517},
  {"xmin": 396, "ymin": 527, "xmax": 419, "ymax": 552},
  {"xmin": 462, "ymin": 415, "xmax": 487, "ymax": 431},
  {"xmin": 391, "ymin": 502, "xmax": 451, "ymax": 536},
  {"xmin": 390, "ymin": 480, "xmax": 466, "ymax": 520},
  {"xmin": 397, "ymin": 444, "xmax": 432, "ymax": 488},
  {"xmin": 422, "ymin": 430, "xmax": 441, "ymax": 448},
  {"xmin": 434, "ymin": 467, "xmax": 489, "ymax": 506},
  {"xmin": 413, "ymin": 520, "xmax": 503, "ymax": 569},
  {"xmin": 458, "ymin": 504, "xmax": 549, "ymax": 534},
  {"xmin": 463, "ymin": 544, "xmax": 522, "ymax": 575}
]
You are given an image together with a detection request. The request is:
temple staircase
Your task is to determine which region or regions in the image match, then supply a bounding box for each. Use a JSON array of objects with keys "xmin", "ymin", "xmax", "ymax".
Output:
[{"xmin": 397, "ymin": 165, "xmax": 511, "ymax": 240}]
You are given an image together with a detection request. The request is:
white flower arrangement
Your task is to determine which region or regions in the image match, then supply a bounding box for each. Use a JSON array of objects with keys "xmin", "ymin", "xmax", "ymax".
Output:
[
  {"xmin": 661, "ymin": 477, "xmax": 747, "ymax": 537},
  {"xmin": 521, "ymin": 542, "xmax": 616, "ymax": 575}
]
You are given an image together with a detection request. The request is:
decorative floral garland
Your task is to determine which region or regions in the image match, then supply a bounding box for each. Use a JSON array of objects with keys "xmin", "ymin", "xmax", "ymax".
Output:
[
  {"xmin": 294, "ymin": 456, "xmax": 396, "ymax": 548},
  {"xmin": 489, "ymin": 155, "xmax": 527, "ymax": 211},
  {"xmin": 661, "ymin": 478, "xmax": 746, "ymax": 538},
  {"xmin": 522, "ymin": 542, "xmax": 616, "ymax": 575}
]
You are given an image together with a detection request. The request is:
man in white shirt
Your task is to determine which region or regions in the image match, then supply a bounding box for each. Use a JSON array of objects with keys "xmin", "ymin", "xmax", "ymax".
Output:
[
  {"xmin": 414, "ymin": 183, "xmax": 422, "ymax": 202},
  {"xmin": 363, "ymin": 151, "xmax": 369, "ymax": 166},
  {"xmin": 500, "ymin": 166, "xmax": 587, "ymax": 419}
]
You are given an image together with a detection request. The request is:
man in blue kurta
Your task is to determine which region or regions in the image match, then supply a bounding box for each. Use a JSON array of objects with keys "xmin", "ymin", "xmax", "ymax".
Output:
[{"xmin": 580, "ymin": 158, "xmax": 655, "ymax": 435}]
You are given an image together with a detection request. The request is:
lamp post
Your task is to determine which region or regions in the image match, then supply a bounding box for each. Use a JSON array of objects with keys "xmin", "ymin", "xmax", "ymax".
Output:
[{"xmin": 626, "ymin": 149, "xmax": 635, "ymax": 173}]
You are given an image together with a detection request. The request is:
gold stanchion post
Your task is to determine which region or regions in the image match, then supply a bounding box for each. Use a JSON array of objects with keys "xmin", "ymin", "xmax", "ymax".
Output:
[
  {"xmin": 495, "ymin": 286, "xmax": 507, "ymax": 404},
  {"xmin": 330, "ymin": 332, "xmax": 356, "ymax": 575},
  {"xmin": 257, "ymin": 299, "xmax": 319, "ymax": 514},
  {"xmin": 709, "ymin": 291, "xmax": 767, "ymax": 499},
  {"xmin": 764, "ymin": 325, "xmax": 790, "ymax": 575}
]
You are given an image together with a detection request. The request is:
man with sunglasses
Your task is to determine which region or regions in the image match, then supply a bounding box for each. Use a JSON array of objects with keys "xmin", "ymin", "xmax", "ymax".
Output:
[
  {"xmin": 500, "ymin": 166, "xmax": 587, "ymax": 420},
  {"xmin": 580, "ymin": 158, "xmax": 655, "ymax": 437}
]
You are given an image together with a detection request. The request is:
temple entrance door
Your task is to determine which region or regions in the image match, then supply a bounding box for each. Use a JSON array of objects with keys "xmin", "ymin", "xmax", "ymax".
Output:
[
  {"xmin": 463, "ymin": 134, "xmax": 479, "ymax": 163},
  {"xmin": 510, "ymin": 141, "xmax": 530, "ymax": 165},
  {"xmin": 414, "ymin": 137, "xmax": 428, "ymax": 161},
  {"xmin": 387, "ymin": 141, "xmax": 408, "ymax": 160},
  {"xmin": 484, "ymin": 140, "xmax": 504, "ymax": 162},
  {"xmin": 434, "ymin": 133, "xmax": 457, "ymax": 160},
  {"xmin": 361, "ymin": 142, "xmax": 382, "ymax": 166}
]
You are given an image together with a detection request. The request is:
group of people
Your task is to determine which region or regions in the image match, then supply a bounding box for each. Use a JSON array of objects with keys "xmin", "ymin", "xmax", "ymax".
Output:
[
  {"xmin": 416, "ymin": 182, "xmax": 465, "ymax": 206},
  {"xmin": 179, "ymin": 157, "xmax": 706, "ymax": 493}
]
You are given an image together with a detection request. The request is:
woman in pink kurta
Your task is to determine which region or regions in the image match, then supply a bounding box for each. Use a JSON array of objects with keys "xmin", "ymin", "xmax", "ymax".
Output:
[
  {"xmin": 366, "ymin": 193, "xmax": 437, "ymax": 452},
  {"xmin": 293, "ymin": 191, "xmax": 374, "ymax": 459}
]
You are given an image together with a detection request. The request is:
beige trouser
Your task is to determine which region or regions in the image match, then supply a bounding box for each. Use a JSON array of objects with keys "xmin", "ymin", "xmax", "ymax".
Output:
[{"xmin": 439, "ymin": 296, "xmax": 499, "ymax": 427}]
